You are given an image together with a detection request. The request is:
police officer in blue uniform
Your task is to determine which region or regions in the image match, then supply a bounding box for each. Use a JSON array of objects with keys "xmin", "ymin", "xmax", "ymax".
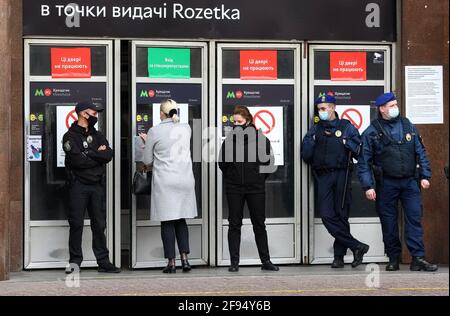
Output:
[
  {"xmin": 357, "ymin": 92, "xmax": 438, "ymax": 272},
  {"xmin": 302, "ymin": 93, "xmax": 370, "ymax": 268},
  {"xmin": 63, "ymin": 101, "xmax": 120, "ymax": 274}
]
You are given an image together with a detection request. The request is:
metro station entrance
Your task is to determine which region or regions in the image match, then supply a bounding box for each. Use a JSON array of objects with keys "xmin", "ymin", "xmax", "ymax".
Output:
[{"xmin": 23, "ymin": 39, "xmax": 393, "ymax": 269}]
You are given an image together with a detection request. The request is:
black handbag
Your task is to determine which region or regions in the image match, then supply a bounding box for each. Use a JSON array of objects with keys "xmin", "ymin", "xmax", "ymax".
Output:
[{"xmin": 132, "ymin": 169, "xmax": 152, "ymax": 195}]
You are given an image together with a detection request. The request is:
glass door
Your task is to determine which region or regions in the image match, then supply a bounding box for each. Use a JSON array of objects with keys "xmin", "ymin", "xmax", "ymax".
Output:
[
  {"xmin": 216, "ymin": 43, "xmax": 302, "ymax": 266},
  {"xmin": 130, "ymin": 41, "xmax": 209, "ymax": 268},
  {"xmin": 24, "ymin": 39, "xmax": 116, "ymax": 269},
  {"xmin": 308, "ymin": 44, "xmax": 392, "ymax": 264}
]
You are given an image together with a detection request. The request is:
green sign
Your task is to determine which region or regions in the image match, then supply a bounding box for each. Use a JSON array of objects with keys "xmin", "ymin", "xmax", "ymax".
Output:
[{"xmin": 148, "ymin": 48, "xmax": 190, "ymax": 79}]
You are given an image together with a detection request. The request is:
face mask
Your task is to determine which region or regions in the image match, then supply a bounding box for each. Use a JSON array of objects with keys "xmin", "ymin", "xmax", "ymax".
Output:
[
  {"xmin": 87, "ymin": 114, "xmax": 98, "ymax": 127},
  {"xmin": 319, "ymin": 111, "xmax": 329, "ymax": 121},
  {"xmin": 388, "ymin": 107, "xmax": 399, "ymax": 119}
]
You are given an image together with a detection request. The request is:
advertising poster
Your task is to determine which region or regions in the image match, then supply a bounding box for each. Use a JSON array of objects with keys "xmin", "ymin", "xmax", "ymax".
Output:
[{"xmin": 27, "ymin": 135, "xmax": 42, "ymax": 161}]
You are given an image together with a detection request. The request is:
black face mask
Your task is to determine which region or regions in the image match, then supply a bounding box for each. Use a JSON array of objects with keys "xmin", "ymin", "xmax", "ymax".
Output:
[{"xmin": 86, "ymin": 114, "xmax": 98, "ymax": 127}]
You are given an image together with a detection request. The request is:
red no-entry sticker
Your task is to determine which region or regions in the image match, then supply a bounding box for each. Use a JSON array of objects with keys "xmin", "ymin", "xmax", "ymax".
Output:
[
  {"xmin": 65, "ymin": 110, "xmax": 78, "ymax": 129},
  {"xmin": 341, "ymin": 108, "xmax": 363, "ymax": 129},
  {"xmin": 253, "ymin": 109, "xmax": 276, "ymax": 134}
]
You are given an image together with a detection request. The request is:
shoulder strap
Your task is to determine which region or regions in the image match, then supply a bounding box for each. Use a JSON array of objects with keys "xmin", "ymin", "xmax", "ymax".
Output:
[
  {"xmin": 373, "ymin": 119, "xmax": 394, "ymax": 144},
  {"xmin": 337, "ymin": 119, "xmax": 351, "ymax": 134}
]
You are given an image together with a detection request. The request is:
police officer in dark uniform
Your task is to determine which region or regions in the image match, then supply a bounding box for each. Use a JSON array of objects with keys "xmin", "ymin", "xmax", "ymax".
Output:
[
  {"xmin": 357, "ymin": 92, "xmax": 438, "ymax": 272},
  {"xmin": 302, "ymin": 93, "xmax": 370, "ymax": 268},
  {"xmin": 63, "ymin": 101, "xmax": 120, "ymax": 274}
]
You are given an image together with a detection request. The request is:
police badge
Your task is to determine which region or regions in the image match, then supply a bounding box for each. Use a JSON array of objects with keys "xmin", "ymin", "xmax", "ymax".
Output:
[
  {"xmin": 83, "ymin": 141, "xmax": 88, "ymax": 149},
  {"xmin": 87, "ymin": 135, "xmax": 93, "ymax": 144},
  {"xmin": 335, "ymin": 130, "xmax": 342, "ymax": 137},
  {"xmin": 63, "ymin": 141, "xmax": 71, "ymax": 152},
  {"xmin": 405, "ymin": 133, "xmax": 412, "ymax": 142}
]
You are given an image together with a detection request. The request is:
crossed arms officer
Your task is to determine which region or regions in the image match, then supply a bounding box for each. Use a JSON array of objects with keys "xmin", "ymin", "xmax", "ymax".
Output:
[
  {"xmin": 63, "ymin": 101, "xmax": 120, "ymax": 274},
  {"xmin": 302, "ymin": 93, "xmax": 369, "ymax": 268},
  {"xmin": 357, "ymin": 92, "xmax": 438, "ymax": 272}
]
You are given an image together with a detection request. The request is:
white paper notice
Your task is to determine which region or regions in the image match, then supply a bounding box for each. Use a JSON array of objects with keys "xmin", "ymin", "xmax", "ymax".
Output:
[
  {"xmin": 248, "ymin": 106, "xmax": 284, "ymax": 166},
  {"xmin": 405, "ymin": 65, "xmax": 444, "ymax": 124},
  {"xmin": 152, "ymin": 103, "xmax": 189, "ymax": 126}
]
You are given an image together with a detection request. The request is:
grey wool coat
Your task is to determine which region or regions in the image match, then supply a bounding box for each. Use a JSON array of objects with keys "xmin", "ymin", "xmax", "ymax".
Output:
[{"xmin": 143, "ymin": 118, "xmax": 198, "ymax": 222}]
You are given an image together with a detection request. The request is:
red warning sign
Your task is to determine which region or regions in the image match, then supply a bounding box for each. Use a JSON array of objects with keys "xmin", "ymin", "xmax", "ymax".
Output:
[
  {"xmin": 330, "ymin": 52, "xmax": 367, "ymax": 81},
  {"xmin": 51, "ymin": 47, "xmax": 92, "ymax": 79},
  {"xmin": 65, "ymin": 110, "xmax": 78, "ymax": 129},
  {"xmin": 341, "ymin": 108, "xmax": 363, "ymax": 129},
  {"xmin": 253, "ymin": 109, "xmax": 276, "ymax": 134}
]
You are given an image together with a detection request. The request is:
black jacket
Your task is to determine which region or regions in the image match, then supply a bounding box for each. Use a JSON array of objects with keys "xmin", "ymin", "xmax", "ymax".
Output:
[
  {"xmin": 219, "ymin": 124, "xmax": 275, "ymax": 193},
  {"xmin": 62, "ymin": 122, "xmax": 113, "ymax": 184}
]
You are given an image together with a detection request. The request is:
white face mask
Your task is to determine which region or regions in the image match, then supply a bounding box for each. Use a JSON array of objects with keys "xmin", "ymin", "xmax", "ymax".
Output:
[{"xmin": 388, "ymin": 106, "xmax": 400, "ymax": 119}]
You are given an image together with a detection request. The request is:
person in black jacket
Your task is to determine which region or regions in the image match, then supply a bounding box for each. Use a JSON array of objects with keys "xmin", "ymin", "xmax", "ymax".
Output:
[
  {"xmin": 62, "ymin": 101, "xmax": 120, "ymax": 274},
  {"xmin": 219, "ymin": 105, "xmax": 279, "ymax": 272}
]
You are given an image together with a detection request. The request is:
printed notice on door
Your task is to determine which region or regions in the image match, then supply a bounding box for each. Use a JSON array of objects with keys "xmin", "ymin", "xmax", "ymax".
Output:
[{"xmin": 405, "ymin": 66, "xmax": 444, "ymax": 124}]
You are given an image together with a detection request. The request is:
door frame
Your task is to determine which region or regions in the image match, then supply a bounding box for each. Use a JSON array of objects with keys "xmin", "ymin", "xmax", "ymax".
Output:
[
  {"xmin": 307, "ymin": 43, "xmax": 393, "ymax": 264},
  {"xmin": 130, "ymin": 40, "xmax": 209, "ymax": 268},
  {"xmin": 215, "ymin": 42, "xmax": 303, "ymax": 266},
  {"xmin": 23, "ymin": 38, "xmax": 116, "ymax": 269}
]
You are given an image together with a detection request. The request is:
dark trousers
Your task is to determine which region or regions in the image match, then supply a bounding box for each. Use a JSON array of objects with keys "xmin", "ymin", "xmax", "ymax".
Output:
[
  {"xmin": 316, "ymin": 170, "xmax": 361, "ymax": 257},
  {"xmin": 226, "ymin": 191, "xmax": 270, "ymax": 264},
  {"xmin": 161, "ymin": 219, "xmax": 190, "ymax": 259},
  {"xmin": 376, "ymin": 177, "xmax": 425, "ymax": 258},
  {"xmin": 68, "ymin": 180, "xmax": 109, "ymax": 266}
]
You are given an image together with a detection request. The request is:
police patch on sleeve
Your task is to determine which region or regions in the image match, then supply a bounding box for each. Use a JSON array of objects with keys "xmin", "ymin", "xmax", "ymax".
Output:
[{"xmin": 63, "ymin": 141, "xmax": 71, "ymax": 152}]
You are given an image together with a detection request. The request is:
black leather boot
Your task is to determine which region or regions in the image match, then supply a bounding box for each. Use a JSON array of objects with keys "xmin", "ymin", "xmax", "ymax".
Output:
[
  {"xmin": 351, "ymin": 243, "xmax": 370, "ymax": 268},
  {"xmin": 261, "ymin": 260, "xmax": 280, "ymax": 271},
  {"xmin": 385, "ymin": 257, "xmax": 400, "ymax": 271},
  {"xmin": 163, "ymin": 264, "xmax": 176, "ymax": 273},
  {"xmin": 331, "ymin": 256, "xmax": 345, "ymax": 268},
  {"xmin": 228, "ymin": 262, "xmax": 239, "ymax": 272},
  {"xmin": 98, "ymin": 261, "xmax": 121, "ymax": 273},
  {"xmin": 410, "ymin": 257, "xmax": 438, "ymax": 272},
  {"xmin": 181, "ymin": 259, "xmax": 191, "ymax": 272}
]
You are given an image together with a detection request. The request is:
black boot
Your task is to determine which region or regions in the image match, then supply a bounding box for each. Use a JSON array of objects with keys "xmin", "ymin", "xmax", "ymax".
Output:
[
  {"xmin": 331, "ymin": 256, "xmax": 344, "ymax": 268},
  {"xmin": 410, "ymin": 257, "xmax": 438, "ymax": 272},
  {"xmin": 228, "ymin": 262, "xmax": 239, "ymax": 272},
  {"xmin": 163, "ymin": 264, "xmax": 176, "ymax": 273},
  {"xmin": 386, "ymin": 257, "xmax": 400, "ymax": 271},
  {"xmin": 98, "ymin": 261, "xmax": 121, "ymax": 273},
  {"xmin": 261, "ymin": 260, "xmax": 279, "ymax": 271},
  {"xmin": 351, "ymin": 243, "xmax": 370, "ymax": 268},
  {"xmin": 181, "ymin": 259, "xmax": 191, "ymax": 272}
]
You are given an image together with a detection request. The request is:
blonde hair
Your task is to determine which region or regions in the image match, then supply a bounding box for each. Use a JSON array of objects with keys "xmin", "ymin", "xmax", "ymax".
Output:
[{"xmin": 160, "ymin": 99, "xmax": 180, "ymax": 123}]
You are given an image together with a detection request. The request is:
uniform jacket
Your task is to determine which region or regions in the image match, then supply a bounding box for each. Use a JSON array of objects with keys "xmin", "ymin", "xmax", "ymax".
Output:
[
  {"xmin": 357, "ymin": 115, "xmax": 432, "ymax": 191},
  {"xmin": 301, "ymin": 114, "xmax": 361, "ymax": 168},
  {"xmin": 63, "ymin": 122, "xmax": 113, "ymax": 184}
]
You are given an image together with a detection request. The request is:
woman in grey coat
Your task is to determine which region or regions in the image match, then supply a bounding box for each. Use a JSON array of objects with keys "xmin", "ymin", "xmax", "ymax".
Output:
[{"xmin": 140, "ymin": 99, "xmax": 197, "ymax": 273}]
